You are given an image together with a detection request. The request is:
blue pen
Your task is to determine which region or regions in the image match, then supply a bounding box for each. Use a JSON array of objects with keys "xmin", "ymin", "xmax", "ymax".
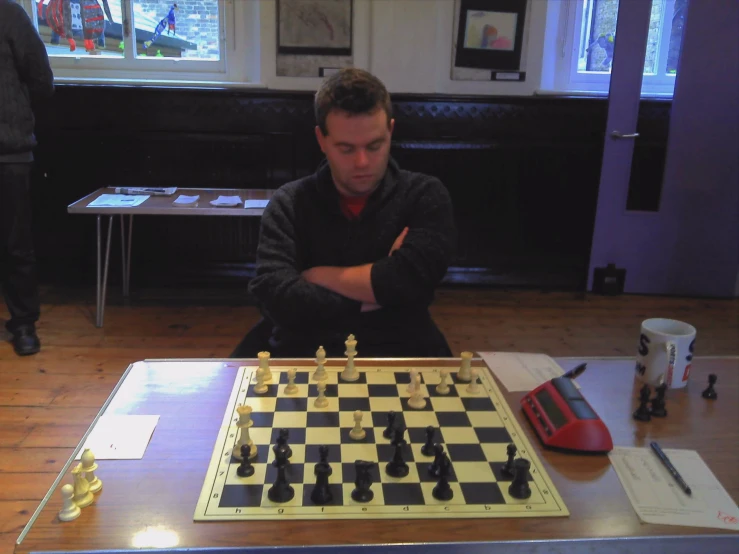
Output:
[{"xmin": 650, "ymin": 441, "xmax": 692, "ymax": 495}]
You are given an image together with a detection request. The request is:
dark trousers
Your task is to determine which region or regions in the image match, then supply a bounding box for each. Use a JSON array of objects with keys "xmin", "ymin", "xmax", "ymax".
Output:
[{"xmin": 0, "ymin": 163, "xmax": 40, "ymax": 332}]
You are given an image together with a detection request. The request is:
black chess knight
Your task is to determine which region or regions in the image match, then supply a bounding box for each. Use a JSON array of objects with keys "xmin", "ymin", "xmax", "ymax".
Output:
[{"xmin": 352, "ymin": 460, "xmax": 377, "ymax": 503}]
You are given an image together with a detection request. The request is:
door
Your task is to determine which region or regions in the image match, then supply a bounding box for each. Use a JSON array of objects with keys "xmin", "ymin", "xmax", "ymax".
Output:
[{"xmin": 587, "ymin": 0, "xmax": 739, "ymax": 297}]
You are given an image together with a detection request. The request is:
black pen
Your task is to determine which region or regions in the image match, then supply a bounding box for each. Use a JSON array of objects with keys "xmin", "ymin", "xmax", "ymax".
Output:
[
  {"xmin": 650, "ymin": 441, "xmax": 692, "ymax": 495},
  {"xmin": 563, "ymin": 363, "xmax": 587, "ymax": 379}
]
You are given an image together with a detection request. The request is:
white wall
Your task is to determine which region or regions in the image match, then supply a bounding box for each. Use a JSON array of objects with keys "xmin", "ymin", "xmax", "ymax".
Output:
[{"xmin": 260, "ymin": 0, "xmax": 550, "ymax": 94}]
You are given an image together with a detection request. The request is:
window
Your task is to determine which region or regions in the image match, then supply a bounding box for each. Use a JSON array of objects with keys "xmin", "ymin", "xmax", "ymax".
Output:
[
  {"xmin": 18, "ymin": 0, "xmax": 257, "ymax": 85},
  {"xmin": 545, "ymin": 0, "xmax": 688, "ymax": 96}
]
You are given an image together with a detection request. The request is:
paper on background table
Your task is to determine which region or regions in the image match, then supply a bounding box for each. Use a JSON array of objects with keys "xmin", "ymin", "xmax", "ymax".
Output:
[
  {"xmin": 477, "ymin": 352, "xmax": 566, "ymax": 391},
  {"xmin": 174, "ymin": 194, "xmax": 199, "ymax": 205},
  {"xmin": 609, "ymin": 446, "xmax": 739, "ymax": 531},
  {"xmin": 87, "ymin": 194, "xmax": 149, "ymax": 208},
  {"xmin": 244, "ymin": 199, "xmax": 269, "ymax": 208},
  {"xmin": 210, "ymin": 195, "xmax": 242, "ymax": 207},
  {"xmin": 74, "ymin": 415, "xmax": 160, "ymax": 460}
]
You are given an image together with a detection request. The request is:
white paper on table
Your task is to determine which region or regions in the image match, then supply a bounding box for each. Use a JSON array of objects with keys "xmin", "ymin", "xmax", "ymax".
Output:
[
  {"xmin": 609, "ymin": 446, "xmax": 739, "ymax": 531},
  {"xmin": 74, "ymin": 415, "xmax": 160, "ymax": 460},
  {"xmin": 209, "ymin": 195, "xmax": 242, "ymax": 207},
  {"xmin": 87, "ymin": 194, "xmax": 149, "ymax": 208},
  {"xmin": 477, "ymin": 351, "xmax": 567, "ymax": 391},
  {"xmin": 244, "ymin": 199, "xmax": 269, "ymax": 209},
  {"xmin": 174, "ymin": 194, "xmax": 200, "ymax": 205}
]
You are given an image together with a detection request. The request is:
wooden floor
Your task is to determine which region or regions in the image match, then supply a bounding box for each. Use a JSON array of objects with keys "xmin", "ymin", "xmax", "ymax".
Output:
[{"xmin": 1, "ymin": 287, "xmax": 737, "ymax": 552}]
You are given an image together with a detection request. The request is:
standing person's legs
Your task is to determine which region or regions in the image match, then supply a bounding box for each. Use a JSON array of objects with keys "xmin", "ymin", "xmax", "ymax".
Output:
[{"xmin": 0, "ymin": 163, "xmax": 41, "ymax": 355}]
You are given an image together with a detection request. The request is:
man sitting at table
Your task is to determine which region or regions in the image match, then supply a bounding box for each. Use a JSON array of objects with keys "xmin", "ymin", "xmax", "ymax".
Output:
[{"xmin": 232, "ymin": 68, "xmax": 457, "ymax": 358}]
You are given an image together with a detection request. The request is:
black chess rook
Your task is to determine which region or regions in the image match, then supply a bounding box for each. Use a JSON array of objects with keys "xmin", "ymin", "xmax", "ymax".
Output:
[{"xmin": 508, "ymin": 458, "xmax": 532, "ymax": 500}]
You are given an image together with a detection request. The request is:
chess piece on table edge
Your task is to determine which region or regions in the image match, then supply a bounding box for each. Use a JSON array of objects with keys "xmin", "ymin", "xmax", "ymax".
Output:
[
  {"xmin": 71, "ymin": 463, "xmax": 94, "ymax": 508},
  {"xmin": 457, "ymin": 351, "xmax": 473, "ymax": 382},
  {"xmin": 258, "ymin": 350, "xmax": 273, "ymax": 381},
  {"xmin": 702, "ymin": 374, "xmax": 717, "ymax": 400},
  {"xmin": 633, "ymin": 383, "xmax": 652, "ymax": 422},
  {"xmin": 58, "ymin": 484, "xmax": 81, "ymax": 522},
  {"xmin": 80, "ymin": 448, "xmax": 102, "ymax": 493}
]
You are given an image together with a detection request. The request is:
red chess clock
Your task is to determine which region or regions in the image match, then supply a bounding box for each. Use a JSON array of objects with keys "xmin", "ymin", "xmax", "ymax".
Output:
[{"xmin": 521, "ymin": 376, "xmax": 613, "ymax": 454}]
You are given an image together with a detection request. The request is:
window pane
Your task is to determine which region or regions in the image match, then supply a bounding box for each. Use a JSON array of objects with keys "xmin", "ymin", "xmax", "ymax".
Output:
[
  {"xmin": 666, "ymin": 0, "xmax": 688, "ymax": 74},
  {"xmin": 132, "ymin": 1, "xmax": 220, "ymax": 60},
  {"xmin": 35, "ymin": 0, "xmax": 124, "ymax": 58},
  {"xmin": 577, "ymin": 0, "xmax": 663, "ymax": 75}
]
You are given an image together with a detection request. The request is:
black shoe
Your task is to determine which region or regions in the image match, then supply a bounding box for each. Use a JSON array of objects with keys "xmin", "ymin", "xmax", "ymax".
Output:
[{"xmin": 12, "ymin": 326, "xmax": 41, "ymax": 356}]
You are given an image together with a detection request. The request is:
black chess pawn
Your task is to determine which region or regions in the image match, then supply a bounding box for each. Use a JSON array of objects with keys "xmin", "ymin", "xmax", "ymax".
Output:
[
  {"xmin": 310, "ymin": 447, "xmax": 333, "ymax": 505},
  {"xmin": 702, "ymin": 374, "xmax": 717, "ymax": 400},
  {"xmin": 268, "ymin": 444, "xmax": 294, "ymax": 503},
  {"xmin": 432, "ymin": 453, "xmax": 454, "ymax": 501},
  {"xmin": 501, "ymin": 443, "xmax": 517, "ymax": 477},
  {"xmin": 650, "ymin": 381, "xmax": 668, "ymax": 417},
  {"xmin": 633, "ymin": 383, "xmax": 652, "ymax": 421},
  {"xmin": 508, "ymin": 458, "xmax": 532, "ymax": 500},
  {"xmin": 421, "ymin": 426, "xmax": 436, "ymax": 457},
  {"xmin": 428, "ymin": 444, "xmax": 444, "ymax": 478},
  {"xmin": 236, "ymin": 444, "xmax": 255, "ymax": 477},
  {"xmin": 383, "ymin": 411, "xmax": 396, "ymax": 439},
  {"xmin": 351, "ymin": 460, "xmax": 376, "ymax": 503},
  {"xmin": 276, "ymin": 428, "xmax": 292, "ymax": 459},
  {"xmin": 385, "ymin": 425, "xmax": 409, "ymax": 478}
]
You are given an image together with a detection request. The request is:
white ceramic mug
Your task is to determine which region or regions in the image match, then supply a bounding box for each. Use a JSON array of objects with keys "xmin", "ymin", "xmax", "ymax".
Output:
[{"xmin": 635, "ymin": 318, "xmax": 696, "ymax": 389}]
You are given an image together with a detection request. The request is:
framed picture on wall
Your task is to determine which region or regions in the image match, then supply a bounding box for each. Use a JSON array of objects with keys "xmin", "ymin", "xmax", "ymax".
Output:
[
  {"xmin": 454, "ymin": 0, "xmax": 527, "ymax": 71},
  {"xmin": 277, "ymin": 0, "xmax": 353, "ymax": 56}
]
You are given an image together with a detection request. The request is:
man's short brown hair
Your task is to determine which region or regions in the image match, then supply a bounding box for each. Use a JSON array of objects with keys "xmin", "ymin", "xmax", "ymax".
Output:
[{"xmin": 314, "ymin": 68, "xmax": 392, "ymax": 136}]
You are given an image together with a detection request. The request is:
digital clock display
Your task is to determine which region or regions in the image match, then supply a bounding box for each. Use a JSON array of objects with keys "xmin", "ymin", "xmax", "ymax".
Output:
[{"xmin": 535, "ymin": 388, "xmax": 568, "ymax": 429}]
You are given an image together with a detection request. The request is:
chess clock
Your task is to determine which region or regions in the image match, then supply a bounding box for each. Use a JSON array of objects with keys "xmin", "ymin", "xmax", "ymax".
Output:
[{"xmin": 520, "ymin": 376, "xmax": 613, "ymax": 454}]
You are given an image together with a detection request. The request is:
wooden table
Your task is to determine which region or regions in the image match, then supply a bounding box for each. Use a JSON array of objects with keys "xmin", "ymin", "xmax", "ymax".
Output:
[
  {"xmin": 14, "ymin": 356, "xmax": 739, "ymax": 554},
  {"xmin": 67, "ymin": 187, "xmax": 274, "ymax": 327}
]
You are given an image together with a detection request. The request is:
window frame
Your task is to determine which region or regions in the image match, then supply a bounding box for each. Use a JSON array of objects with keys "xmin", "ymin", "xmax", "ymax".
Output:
[
  {"xmin": 20, "ymin": 0, "xmax": 258, "ymax": 86},
  {"xmin": 549, "ymin": 0, "xmax": 679, "ymax": 96}
]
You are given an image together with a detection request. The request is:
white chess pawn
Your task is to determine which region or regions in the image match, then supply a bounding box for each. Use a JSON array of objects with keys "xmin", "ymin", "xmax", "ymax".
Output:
[
  {"xmin": 314, "ymin": 380, "xmax": 329, "ymax": 408},
  {"xmin": 80, "ymin": 448, "xmax": 102, "ymax": 493},
  {"xmin": 407, "ymin": 368, "xmax": 419, "ymax": 393},
  {"xmin": 233, "ymin": 405, "xmax": 256, "ymax": 460},
  {"xmin": 71, "ymin": 464, "xmax": 93, "ymax": 508},
  {"xmin": 253, "ymin": 367, "xmax": 268, "ymax": 394},
  {"xmin": 313, "ymin": 346, "xmax": 328, "ymax": 381},
  {"xmin": 285, "ymin": 368, "xmax": 298, "ymax": 395},
  {"xmin": 436, "ymin": 369, "xmax": 451, "ymax": 395},
  {"xmin": 58, "ymin": 484, "xmax": 81, "ymax": 522},
  {"xmin": 340, "ymin": 334, "xmax": 359, "ymax": 382},
  {"xmin": 466, "ymin": 368, "xmax": 481, "ymax": 394},
  {"xmin": 458, "ymin": 351, "xmax": 473, "ymax": 382},
  {"xmin": 258, "ymin": 351, "xmax": 273, "ymax": 381},
  {"xmin": 349, "ymin": 409, "xmax": 366, "ymax": 440},
  {"xmin": 408, "ymin": 374, "xmax": 426, "ymax": 409}
]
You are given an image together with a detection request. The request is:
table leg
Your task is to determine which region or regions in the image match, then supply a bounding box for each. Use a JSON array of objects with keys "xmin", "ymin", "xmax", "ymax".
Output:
[
  {"xmin": 98, "ymin": 216, "xmax": 114, "ymax": 328},
  {"xmin": 126, "ymin": 215, "xmax": 133, "ymax": 297},
  {"xmin": 120, "ymin": 215, "xmax": 133, "ymax": 298},
  {"xmin": 96, "ymin": 215, "xmax": 102, "ymax": 327}
]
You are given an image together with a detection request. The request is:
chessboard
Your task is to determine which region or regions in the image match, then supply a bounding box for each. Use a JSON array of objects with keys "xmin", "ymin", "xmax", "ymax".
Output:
[{"xmin": 193, "ymin": 356, "xmax": 569, "ymax": 520}]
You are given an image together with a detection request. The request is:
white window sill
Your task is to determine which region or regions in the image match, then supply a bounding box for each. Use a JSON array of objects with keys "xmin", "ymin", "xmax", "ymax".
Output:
[
  {"xmin": 53, "ymin": 77, "xmax": 268, "ymax": 90},
  {"xmin": 535, "ymin": 89, "xmax": 673, "ymax": 99}
]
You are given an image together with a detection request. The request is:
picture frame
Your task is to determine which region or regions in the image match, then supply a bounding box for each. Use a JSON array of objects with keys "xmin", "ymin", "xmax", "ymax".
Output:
[
  {"xmin": 277, "ymin": 0, "xmax": 353, "ymax": 56},
  {"xmin": 454, "ymin": 0, "xmax": 527, "ymax": 71}
]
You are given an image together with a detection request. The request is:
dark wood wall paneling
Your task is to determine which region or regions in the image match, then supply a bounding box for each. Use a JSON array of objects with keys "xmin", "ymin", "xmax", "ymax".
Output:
[{"xmin": 29, "ymin": 86, "xmax": 670, "ymax": 291}]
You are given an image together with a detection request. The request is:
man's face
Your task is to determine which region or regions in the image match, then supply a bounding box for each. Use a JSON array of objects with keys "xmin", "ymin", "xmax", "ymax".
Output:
[{"xmin": 315, "ymin": 108, "xmax": 394, "ymax": 197}]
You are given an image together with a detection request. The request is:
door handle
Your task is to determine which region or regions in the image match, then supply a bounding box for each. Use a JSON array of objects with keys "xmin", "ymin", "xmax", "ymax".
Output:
[{"xmin": 611, "ymin": 131, "xmax": 640, "ymax": 139}]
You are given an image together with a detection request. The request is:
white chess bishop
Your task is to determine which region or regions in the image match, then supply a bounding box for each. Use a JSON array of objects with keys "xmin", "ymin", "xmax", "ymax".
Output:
[{"xmin": 313, "ymin": 346, "xmax": 328, "ymax": 381}]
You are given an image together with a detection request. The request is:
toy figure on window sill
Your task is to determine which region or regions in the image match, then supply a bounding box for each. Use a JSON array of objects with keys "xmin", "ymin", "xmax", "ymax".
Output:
[
  {"xmin": 143, "ymin": 3, "xmax": 179, "ymax": 50},
  {"xmin": 586, "ymin": 33, "xmax": 615, "ymax": 71},
  {"xmin": 39, "ymin": 0, "xmax": 113, "ymax": 55}
]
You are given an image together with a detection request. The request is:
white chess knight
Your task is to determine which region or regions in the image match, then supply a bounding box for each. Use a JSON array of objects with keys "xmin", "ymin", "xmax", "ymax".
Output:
[
  {"xmin": 458, "ymin": 351, "xmax": 473, "ymax": 381},
  {"xmin": 349, "ymin": 409, "xmax": 366, "ymax": 440},
  {"xmin": 58, "ymin": 484, "xmax": 81, "ymax": 522},
  {"xmin": 253, "ymin": 367, "xmax": 268, "ymax": 394},
  {"xmin": 258, "ymin": 351, "xmax": 273, "ymax": 381},
  {"xmin": 340, "ymin": 334, "xmax": 359, "ymax": 382},
  {"xmin": 233, "ymin": 405, "xmax": 256, "ymax": 460},
  {"xmin": 71, "ymin": 463, "xmax": 94, "ymax": 508},
  {"xmin": 314, "ymin": 380, "xmax": 329, "ymax": 408},
  {"xmin": 466, "ymin": 368, "xmax": 481, "ymax": 394},
  {"xmin": 80, "ymin": 448, "xmax": 102, "ymax": 493},
  {"xmin": 313, "ymin": 346, "xmax": 328, "ymax": 381},
  {"xmin": 408, "ymin": 374, "xmax": 426, "ymax": 409},
  {"xmin": 285, "ymin": 368, "xmax": 298, "ymax": 395},
  {"xmin": 436, "ymin": 369, "xmax": 451, "ymax": 395}
]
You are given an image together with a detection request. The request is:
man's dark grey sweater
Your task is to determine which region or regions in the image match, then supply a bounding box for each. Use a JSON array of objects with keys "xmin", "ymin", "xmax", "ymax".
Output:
[
  {"xmin": 0, "ymin": 0, "xmax": 54, "ymax": 162},
  {"xmin": 248, "ymin": 157, "xmax": 457, "ymax": 357}
]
